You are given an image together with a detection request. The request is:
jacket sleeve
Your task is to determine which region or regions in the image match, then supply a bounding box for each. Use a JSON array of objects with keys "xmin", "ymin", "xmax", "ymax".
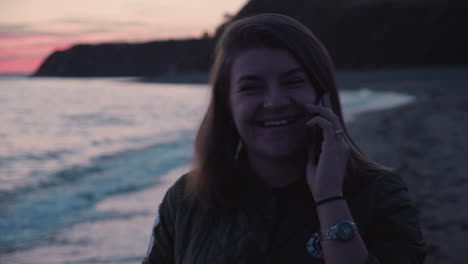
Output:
[
  {"xmin": 142, "ymin": 185, "xmax": 178, "ymax": 264},
  {"xmin": 366, "ymin": 172, "xmax": 427, "ymax": 264}
]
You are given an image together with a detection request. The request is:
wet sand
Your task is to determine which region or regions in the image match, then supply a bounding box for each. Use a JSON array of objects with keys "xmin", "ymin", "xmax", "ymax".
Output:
[{"xmin": 340, "ymin": 67, "xmax": 468, "ymax": 264}]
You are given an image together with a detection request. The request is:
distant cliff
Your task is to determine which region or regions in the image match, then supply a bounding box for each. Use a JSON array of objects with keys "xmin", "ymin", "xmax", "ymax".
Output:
[
  {"xmin": 34, "ymin": 0, "xmax": 468, "ymax": 77},
  {"xmin": 34, "ymin": 38, "xmax": 213, "ymax": 77}
]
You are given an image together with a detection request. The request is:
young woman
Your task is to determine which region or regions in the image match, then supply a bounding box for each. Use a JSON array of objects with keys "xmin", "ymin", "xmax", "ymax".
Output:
[{"xmin": 143, "ymin": 14, "xmax": 426, "ymax": 264}]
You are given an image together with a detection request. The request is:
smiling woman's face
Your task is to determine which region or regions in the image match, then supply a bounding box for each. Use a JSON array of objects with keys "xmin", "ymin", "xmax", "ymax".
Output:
[{"xmin": 229, "ymin": 48, "xmax": 319, "ymax": 160}]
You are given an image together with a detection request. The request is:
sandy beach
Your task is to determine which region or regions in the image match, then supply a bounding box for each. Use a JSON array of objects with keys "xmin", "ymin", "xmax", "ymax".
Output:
[{"xmin": 340, "ymin": 67, "xmax": 468, "ymax": 264}]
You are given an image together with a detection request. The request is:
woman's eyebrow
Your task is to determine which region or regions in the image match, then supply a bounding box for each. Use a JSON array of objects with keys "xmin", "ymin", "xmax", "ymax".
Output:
[
  {"xmin": 237, "ymin": 68, "xmax": 304, "ymax": 83},
  {"xmin": 237, "ymin": 75, "xmax": 261, "ymax": 84},
  {"xmin": 281, "ymin": 68, "xmax": 304, "ymax": 77}
]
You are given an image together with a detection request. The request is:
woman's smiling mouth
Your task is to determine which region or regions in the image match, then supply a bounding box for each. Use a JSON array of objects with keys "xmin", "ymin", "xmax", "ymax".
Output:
[{"xmin": 257, "ymin": 114, "xmax": 304, "ymax": 128}]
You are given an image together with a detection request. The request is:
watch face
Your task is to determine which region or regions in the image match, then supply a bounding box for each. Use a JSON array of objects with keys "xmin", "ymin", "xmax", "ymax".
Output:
[{"xmin": 337, "ymin": 222, "xmax": 355, "ymax": 241}]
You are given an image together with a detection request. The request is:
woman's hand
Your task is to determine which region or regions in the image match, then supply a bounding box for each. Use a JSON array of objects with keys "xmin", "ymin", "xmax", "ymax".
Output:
[{"xmin": 305, "ymin": 93, "xmax": 350, "ymax": 201}]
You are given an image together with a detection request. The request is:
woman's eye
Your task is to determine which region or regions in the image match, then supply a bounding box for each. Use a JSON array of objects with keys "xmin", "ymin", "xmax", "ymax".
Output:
[
  {"xmin": 239, "ymin": 85, "xmax": 260, "ymax": 92},
  {"xmin": 286, "ymin": 79, "xmax": 305, "ymax": 87}
]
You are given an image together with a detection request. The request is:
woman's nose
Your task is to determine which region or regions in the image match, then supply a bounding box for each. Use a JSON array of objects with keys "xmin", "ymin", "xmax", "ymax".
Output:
[{"xmin": 263, "ymin": 85, "xmax": 291, "ymax": 109}]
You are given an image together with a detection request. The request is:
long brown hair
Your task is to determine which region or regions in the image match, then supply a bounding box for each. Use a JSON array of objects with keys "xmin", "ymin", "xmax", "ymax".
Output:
[{"xmin": 188, "ymin": 14, "xmax": 389, "ymax": 207}]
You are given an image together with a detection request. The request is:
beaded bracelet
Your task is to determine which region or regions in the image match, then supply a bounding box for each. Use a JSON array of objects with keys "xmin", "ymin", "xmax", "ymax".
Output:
[{"xmin": 314, "ymin": 195, "xmax": 344, "ymax": 207}]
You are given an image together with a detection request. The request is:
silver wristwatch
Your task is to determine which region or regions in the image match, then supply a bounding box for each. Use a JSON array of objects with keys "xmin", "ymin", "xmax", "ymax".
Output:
[
  {"xmin": 306, "ymin": 220, "xmax": 358, "ymax": 259},
  {"xmin": 320, "ymin": 220, "xmax": 358, "ymax": 241}
]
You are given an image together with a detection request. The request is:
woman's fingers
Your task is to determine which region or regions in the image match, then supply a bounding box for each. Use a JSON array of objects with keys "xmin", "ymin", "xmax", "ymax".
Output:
[
  {"xmin": 304, "ymin": 93, "xmax": 350, "ymax": 146},
  {"xmin": 305, "ymin": 93, "xmax": 343, "ymax": 130},
  {"xmin": 305, "ymin": 104, "xmax": 341, "ymax": 130},
  {"xmin": 305, "ymin": 115, "xmax": 335, "ymax": 142},
  {"xmin": 322, "ymin": 92, "xmax": 333, "ymax": 108}
]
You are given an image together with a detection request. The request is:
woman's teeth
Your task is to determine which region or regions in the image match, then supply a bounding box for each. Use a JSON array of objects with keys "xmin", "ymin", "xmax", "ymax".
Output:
[{"xmin": 263, "ymin": 120, "xmax": 290, "ymax": 127}]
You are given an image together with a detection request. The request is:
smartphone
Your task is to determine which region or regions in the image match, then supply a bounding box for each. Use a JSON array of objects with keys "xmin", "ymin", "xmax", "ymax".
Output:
[{"xmin": 306, "ymin": 96, "xmax": 324, "ymax": 164}]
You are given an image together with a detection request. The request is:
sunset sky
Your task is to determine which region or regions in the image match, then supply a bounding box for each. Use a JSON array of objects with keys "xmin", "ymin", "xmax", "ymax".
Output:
[{"xmin": 0, "ymin": 0, "xmax": 246, "ymax": 74}]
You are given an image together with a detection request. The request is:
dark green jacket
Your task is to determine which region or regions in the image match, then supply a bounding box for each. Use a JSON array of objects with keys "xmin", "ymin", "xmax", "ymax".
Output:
[{"xmin": 143, "ymin": 171, "xmax": 426, "ymax": 263}]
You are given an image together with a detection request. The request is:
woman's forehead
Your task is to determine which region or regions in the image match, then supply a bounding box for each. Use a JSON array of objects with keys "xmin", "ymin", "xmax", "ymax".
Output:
[{"xmin": 231, "ymin": 48, "xmax": 304, "ymax": 81}]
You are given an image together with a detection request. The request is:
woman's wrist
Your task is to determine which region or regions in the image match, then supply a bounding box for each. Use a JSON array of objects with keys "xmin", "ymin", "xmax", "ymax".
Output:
[
  {"xmin": 314, "ymin": 195, "xmax": 344, "ymax": 207},
  {"xmin": 312, "ymin": 190, "xmax": 343, "ymax": 202}
]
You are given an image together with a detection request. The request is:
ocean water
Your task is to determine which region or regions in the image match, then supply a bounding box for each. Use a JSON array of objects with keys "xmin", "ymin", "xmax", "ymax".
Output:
[{"xmin": 0, "ymin": 76, "xmax": 414, "ymax": 263}]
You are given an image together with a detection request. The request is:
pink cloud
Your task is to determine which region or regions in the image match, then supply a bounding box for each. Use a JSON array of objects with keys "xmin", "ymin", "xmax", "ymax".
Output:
[
  {"xmin": 0, "ymin": 20, "xmax": 208, "ymax": 74},
  {"xmin": 0, "ymin": 57, "xmax": 42, "ymax": 74},
  {"xmin": 0, "ymin": 34, "xmax": 72, "ymax": 74}
]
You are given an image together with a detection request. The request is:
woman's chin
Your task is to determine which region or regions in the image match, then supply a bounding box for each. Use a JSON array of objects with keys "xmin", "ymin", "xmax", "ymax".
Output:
[{"xmin": 253, "ymin": 144, "xmax": 306, "ymax": 161}]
